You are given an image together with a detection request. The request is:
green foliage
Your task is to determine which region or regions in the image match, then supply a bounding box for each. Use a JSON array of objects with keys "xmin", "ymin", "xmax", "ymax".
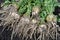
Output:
[
  {"xmin": 57, "ymin": 15, "xmax": 60, "ymax": 22},
  {"xmin": 3, "ymin": 0, "xmax": 60, "ymax": 23},
  {"xmin": 39, "ymin": 0, "xmax": 59, "ymax": 23}
]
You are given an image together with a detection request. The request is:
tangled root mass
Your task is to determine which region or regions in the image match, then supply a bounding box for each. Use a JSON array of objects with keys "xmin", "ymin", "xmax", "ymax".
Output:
[{"xmin": 0, "ymin": 1, "xmax": 60, "ymax": 40}]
